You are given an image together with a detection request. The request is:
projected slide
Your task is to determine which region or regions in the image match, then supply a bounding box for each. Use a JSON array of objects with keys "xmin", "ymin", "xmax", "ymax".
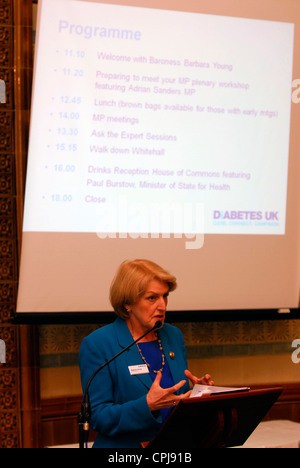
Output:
[
  {"xmin": 23, "ymin": 0, "xmax": 294, "ymax": 236},
  {"xmin": 17, "ymin": 0, "xmax": 299, "ymax": 315}
]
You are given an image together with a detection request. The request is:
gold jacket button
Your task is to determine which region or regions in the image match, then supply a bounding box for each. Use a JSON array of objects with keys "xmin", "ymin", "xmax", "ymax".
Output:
[{"xmin": 169, "ymin": 351, "xmax": 175, "ymax": 360}]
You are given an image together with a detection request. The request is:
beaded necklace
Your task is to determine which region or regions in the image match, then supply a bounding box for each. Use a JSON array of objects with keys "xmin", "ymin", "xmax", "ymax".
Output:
[{"xmin": 136, "ymin": 332, "xmax": 165, "ymax": 374}]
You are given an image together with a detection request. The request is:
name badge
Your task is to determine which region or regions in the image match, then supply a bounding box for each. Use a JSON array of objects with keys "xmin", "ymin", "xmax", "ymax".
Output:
[{"xmin": 128, "ymin": 364, "xmax": 149, "ymax": 375}]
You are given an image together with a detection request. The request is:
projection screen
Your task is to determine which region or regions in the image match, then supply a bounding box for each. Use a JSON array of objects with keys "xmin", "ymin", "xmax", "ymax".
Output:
[{"xmin": 16, "ymin": 0, "xmax": 300, "ymax": 319}]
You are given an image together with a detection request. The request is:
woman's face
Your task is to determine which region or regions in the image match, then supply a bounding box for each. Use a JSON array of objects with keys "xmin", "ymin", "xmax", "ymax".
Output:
[{"xmin": 126, "ymin": 280, "xmax": 169, "ymax": 336}]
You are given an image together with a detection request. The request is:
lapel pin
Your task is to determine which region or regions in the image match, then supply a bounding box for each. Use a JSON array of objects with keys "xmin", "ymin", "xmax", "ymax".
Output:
[{"xmin": 169, "ymin": 351, "xmax": 175, "ymax": 360}]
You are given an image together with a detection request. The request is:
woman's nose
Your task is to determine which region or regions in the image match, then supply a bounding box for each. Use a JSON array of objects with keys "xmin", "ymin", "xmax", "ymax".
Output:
[{"xmin": 157, "ymin": 296, "xmax": 167, "ymax": 310}]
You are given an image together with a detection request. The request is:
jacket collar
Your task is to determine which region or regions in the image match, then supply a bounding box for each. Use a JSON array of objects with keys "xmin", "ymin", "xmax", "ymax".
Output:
[
  {"xmin": 113, "ymin": 317, "xmax": 153, "ymax": 389},
  {"xmin": 113, "ymin": 317, "xmax": 184, "ymax": 392}
]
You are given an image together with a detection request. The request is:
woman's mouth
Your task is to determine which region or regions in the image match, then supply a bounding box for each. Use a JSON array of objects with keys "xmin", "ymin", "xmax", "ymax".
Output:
[{"xmin": 155, "ymin": 314, "xmax": 165, "ymax": 322}]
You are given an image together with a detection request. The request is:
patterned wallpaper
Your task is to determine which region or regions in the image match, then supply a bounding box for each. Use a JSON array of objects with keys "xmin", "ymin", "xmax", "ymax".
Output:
[
  {"xmin": 39, "ymin": 319, "xmax": 300, "ymax": 368},
  {"xmin": 0, "ymin": 0, "xmax": 21, "ymax": 448},
  {"xmin": 0, "ymin": 0, "xmax": 35, "ymax": 448}
]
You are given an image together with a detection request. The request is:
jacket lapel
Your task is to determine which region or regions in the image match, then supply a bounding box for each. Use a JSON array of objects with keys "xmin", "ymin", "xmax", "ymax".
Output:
[
  {"xmin": 113, "ymin": 318, "xmax": 188, "ymax": 393},
  {"xmin": 159, "ymin": 327, "xmax": 189, "ymax": 393},
  {"xmin": 114, "ymin": 317, "xmax": 153, "ymax": 390}
]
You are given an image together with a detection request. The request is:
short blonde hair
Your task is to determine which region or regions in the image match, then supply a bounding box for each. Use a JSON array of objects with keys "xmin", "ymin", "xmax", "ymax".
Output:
[{"xmin": 109, "ymin": 259, "xmax": 177, "ymax": 319}]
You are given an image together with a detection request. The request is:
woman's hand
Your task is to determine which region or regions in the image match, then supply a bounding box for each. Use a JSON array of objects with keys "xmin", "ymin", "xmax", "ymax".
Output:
[
  {"xmin": 146, "ymin": 371, "xmax": 191, "ymax": 411},
  {"xmin": 184, "ymin": 369, "xmax": 214, "ymax": 386}
]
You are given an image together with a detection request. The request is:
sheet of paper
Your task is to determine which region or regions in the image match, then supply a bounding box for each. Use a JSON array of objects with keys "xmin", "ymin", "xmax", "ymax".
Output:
[{"xmin": 189, "ymin": 384, "xmax": 250, "ymax": 398}]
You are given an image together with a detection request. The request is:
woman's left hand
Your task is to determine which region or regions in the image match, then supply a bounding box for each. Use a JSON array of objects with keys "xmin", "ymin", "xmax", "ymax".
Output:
[{"xmin": 184, "ymin": 369, "xmax": 214, "ymax": 386}]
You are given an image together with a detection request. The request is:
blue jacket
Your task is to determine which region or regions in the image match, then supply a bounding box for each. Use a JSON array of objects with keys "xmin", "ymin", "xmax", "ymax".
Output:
[{"xmin": 79, "ymin": 317, "xmax": 190, "ymax": 448}]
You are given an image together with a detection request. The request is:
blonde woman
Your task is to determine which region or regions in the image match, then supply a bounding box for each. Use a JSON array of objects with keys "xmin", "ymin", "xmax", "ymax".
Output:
[{"xmin": 79, "ymin": 259, "xmax": 213, "ymax": 448}]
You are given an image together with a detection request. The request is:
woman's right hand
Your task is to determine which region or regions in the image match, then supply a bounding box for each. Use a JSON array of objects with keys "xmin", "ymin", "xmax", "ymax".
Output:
[{"xmin": 146, "ymin": 371, "xmax": 191, "ymax": 411}]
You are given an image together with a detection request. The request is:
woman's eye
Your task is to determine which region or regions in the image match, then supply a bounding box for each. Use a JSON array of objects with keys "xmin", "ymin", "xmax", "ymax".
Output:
[{"xmin": 146, "ymin": 295, "xmax": 157, "ymax": 302}]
